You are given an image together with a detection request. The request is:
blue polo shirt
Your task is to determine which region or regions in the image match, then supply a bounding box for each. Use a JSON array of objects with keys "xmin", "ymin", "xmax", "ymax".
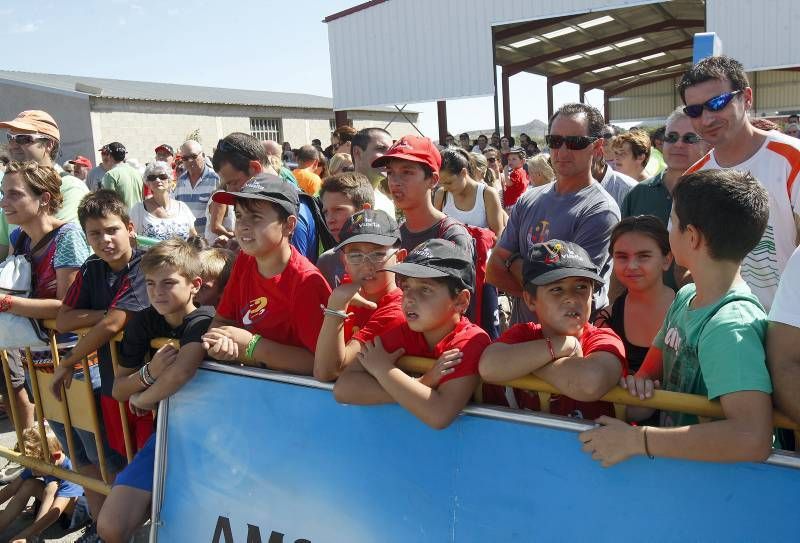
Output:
[
  {"xmin": 21, "ymin": 456, "xmax": 84, "ymax": 498},
  {"xmin": 174, "ymin": 166, "xmax": 220, "ymax": 230}
]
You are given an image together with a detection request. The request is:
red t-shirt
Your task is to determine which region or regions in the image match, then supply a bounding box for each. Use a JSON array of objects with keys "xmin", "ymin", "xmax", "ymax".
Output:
[
  {"xmin": 347, "ymin": 288, "xmax": 405, "ymax": 344},
  {"xmin": 503, "ymin": 166, "xmax": 529, "ymax": 207},
  {"xmin": 378, "ymin": 316, "xmax": 490, "ymax": 388},
  {"xmin": 216, "ymin": 247, "xmax": 332, "ymax": 353},
  {"xmin": 484, "ymin": 323, "xmax": 626, "ymax": 419}
]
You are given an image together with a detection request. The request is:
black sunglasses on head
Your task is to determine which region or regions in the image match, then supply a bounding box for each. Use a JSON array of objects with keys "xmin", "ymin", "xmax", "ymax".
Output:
[
  {"xmin": 545, "ymin": 135, "xmax": 598, "ymax": 150},
  {"xmin": 683, "ymin": 90, "xmax": 743, "ymax": 118},
  {"xmin": 664, "ymin": 132, "xmax": 703, "ymax": 145}
]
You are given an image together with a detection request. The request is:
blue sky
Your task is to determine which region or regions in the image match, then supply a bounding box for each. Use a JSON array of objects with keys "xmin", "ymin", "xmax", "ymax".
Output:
[{"xmin": 1, "ymin": 0, "xmax": 603, "ymax": 137}]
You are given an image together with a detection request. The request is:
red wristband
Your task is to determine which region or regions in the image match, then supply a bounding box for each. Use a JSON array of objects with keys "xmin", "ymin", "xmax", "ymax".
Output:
[
  {"xmin": 0, "ymin": 295, "xmax": 13, "ymax": 313},
  {"xmin": 544, "ymin": 336, "xmax": 556, "ymax": 361}
]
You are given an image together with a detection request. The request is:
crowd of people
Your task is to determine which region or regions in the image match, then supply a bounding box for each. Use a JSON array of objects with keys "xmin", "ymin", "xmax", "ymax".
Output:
[{"xmin": 0, "ymin": 53, "xmax": 798, "ymax": 541}]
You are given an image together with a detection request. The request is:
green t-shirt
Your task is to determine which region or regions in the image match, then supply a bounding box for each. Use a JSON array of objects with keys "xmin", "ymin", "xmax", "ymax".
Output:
[
  {"xmin": 653, "ymin": 282, "xmax": 772, "ymax": 427},
  {"xmin": 57, "ymin": 175, "xmax": 90, "ymax": 224},
  {"xmin": 101, "ymin": 163, "xmax": 143, "ymax": 210},
  {"xmin": 279, "ymin": 166, "xmax": 298, "ymax": 187}
]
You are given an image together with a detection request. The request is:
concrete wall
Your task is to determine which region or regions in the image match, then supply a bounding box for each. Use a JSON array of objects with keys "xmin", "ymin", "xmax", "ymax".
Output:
[
  {"xmin": 89, "ymin": 98, "xmax": 418, "ymax": 164},
  {"xmin": 0, "ymin": 79, "xmax": 94, "ymax": 165}
]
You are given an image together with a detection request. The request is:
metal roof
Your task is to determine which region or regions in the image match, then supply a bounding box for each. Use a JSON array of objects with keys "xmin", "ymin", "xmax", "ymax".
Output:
[
  {"xmin": 0, "ymin": 70, "xmax": 405, "ymax": 113},
  {"xmin": 494, "ymin": 0, "xmax": 705, "ymax": 99}
]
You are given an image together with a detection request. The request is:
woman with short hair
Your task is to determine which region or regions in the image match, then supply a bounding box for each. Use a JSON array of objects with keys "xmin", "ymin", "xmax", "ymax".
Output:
[{"xmin": 129, "ymin": 161, "xmax": 196, "ymax": 241}]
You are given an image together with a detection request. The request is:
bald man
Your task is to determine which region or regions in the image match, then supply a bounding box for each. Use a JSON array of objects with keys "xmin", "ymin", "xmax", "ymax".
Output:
[
  {"xmin": 261, "ymin": 139, "xmax": 299, "ymax": 186},
  {"xmin": 174, "ymin": 139, "xmax": 220, "ymax": 231}
]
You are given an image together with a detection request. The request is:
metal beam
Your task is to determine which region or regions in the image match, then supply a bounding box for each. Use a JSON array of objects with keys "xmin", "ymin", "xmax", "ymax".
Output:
[
  {"xmin": 437, "ymin": 101, "xmax": 448, "ymax": 145},
  {"xmin": 547, "ymin": 77, "xmax": 555, "ymax": 122},
  {"xmin": 579, "ymin": 84, "xmax": 587, "ymax": 104},
  {"xmin": 548, "ymin": 39, "xmax": 693, "ymax": 85},
  {"xmin": 494, "ymin": 15, "xmax": 575, "ymax": 42},
  {"xmin": 605, "ymin": 70, "xmax": 684, "ymax": 97},
  {"xmin": 504, "ymin": 19, "xmax": 703, "ymax": 76},
  {"xmin": 586, "ymin": 57, "xmax": 692, "ymax": 90},
  {"xmin": 501, "ymin": 71, "xmax": 511, "ymax": 137},
  {"xmin": 334, "ymin": 110, "xmax": 348, "ymax": 128}
]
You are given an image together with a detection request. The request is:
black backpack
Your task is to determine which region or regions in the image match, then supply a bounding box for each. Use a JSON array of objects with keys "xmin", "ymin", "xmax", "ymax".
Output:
[{"xmin": 299, "ymin": 193, "xmax": 337, "ymax": 255}]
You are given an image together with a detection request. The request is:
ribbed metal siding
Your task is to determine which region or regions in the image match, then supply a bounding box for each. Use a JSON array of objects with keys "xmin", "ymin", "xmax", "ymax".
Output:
[
  {"xmin": 328, "ymin": 0, "xmax": 662, "ymax": 110},
  {"xmin": 708, "ymin": 0, "xmax": 800, "ymax": 71},
  {"xmin": 751, "ymin": 70, "xmax": 800, "ymax": 115},
  {"xmin": 610, "ymin": 78, "xmax": 681, "ymax": 121}
]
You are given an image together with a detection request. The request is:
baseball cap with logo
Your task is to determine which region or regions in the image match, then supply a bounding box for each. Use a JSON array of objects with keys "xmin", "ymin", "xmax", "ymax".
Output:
[
  {"xmin": 0, "ymin": 110, "xmax": 60, "ymax": 141},
  {"xmin": 335, "ymin": 209, "xmax": 400, "ymax": 251},
  {"xmin": 212, "ymin": 172, "xmax": 299, "ymax": 216},
  {"xmin": 68, "ymin": 155, "xmax": 92, "ymax": 168},
  {"xmin": 99, "ymin": 142, "xmax": 127, "ymax": 161},
  {"xmin": 155, "ymin": 144, "xmax": 175, "ymax": 156},
  {"xmin": 384, "ymin": 238, "xmax": 474, "ymax": 292},
  {"xmin": 371, "ymin": 135, "xmax": 442, "ymax": 173},
  {"xmin": 522, "ymin": 240, "xmax": 604, "ymax": 287}
]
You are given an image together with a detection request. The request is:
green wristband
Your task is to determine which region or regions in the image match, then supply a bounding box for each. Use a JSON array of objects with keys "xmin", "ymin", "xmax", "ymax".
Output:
[{"xmin": 245, "ymin": 334, "xmax": 262, "ymax": 361}]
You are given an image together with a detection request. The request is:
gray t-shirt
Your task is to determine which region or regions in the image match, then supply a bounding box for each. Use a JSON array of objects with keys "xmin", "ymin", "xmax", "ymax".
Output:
[
  {"xmin": 317, "ymin": 248, "xmax": 345, "ymax": 289},
  {"xmin": 599, "ymin": 166, "xmax": 637, "ymax": 208},
  {"xmin": 400, "ymin": 217, "xmax": 474, "ymax": 256},
  {"xmin": 498, "ymin": 181, "xmax": 620, "ymax": 324}
]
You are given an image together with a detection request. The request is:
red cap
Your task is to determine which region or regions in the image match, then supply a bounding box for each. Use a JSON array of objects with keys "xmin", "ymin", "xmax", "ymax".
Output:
[
  {"xmin": 371, "ymin": 135, "xmax": 441, "ymax": 173},
  {"xmin": 68, "ymin": 155, "xmax": 92, "ymax": 168}
]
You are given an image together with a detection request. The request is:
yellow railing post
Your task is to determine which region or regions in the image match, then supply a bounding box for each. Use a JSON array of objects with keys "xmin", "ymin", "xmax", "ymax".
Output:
[
  {"xmin": 24, "ymin": 347, "xmax": 50, "ymax": 462},
  {"xmin": 0, "ymin": 350, "xmax": 26, "ymax": 454},
  {"xmin": 109, "ymin": 336, "xmax": 135, "ymax": 462},
  {"xmin": 48, "ymin": 329, "xmax": 78, "ymax": 470}
]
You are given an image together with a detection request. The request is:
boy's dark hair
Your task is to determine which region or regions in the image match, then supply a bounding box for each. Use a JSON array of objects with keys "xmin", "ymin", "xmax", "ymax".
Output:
[
  {"xmin": 441, "ymin": 148, "xmax": 478, "ymax": 178},
  {"xmin": 78, "ymin": 189, "xmax": 131, "ymax": 231},
  {"xmin": 141, "ymin": 238, "xmax": 203, "ymax": 280},
  {"xmin": 673, "ymin": 169, "xmax": 769, "ymax": 262},
  {"xmin": 477, "ymin": 134, "xmax": 487, "ymax": 143},
  {"xmin": 319, "ymin": 171, "xmax": 374, "ymax": 209},
  {"xmin": 549, "ymin": 103, "xmax": 605, "ymax": 138},
  {"xmin": 212, "ymin": 132, "xmax": 267, "ymax": 176},
  {"xmin": 352, "ymin": 127, "xmax": 390, "ymax": 152},
  {"xmin": 235, "ymin": 198, "xmax": 290, "ymax": 223},
  {"xmin": 678, "ymin": 55, "xmax": 750, "ymax": 103},
  {"xmin": 610, "ymin": 215, "xmax": 671, "ymax": 256}
]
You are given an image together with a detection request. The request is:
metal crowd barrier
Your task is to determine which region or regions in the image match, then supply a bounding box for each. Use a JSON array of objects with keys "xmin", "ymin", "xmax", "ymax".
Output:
[{"xmin": 0, "ymin": 335, "xmax": 797, "ymax": 498}]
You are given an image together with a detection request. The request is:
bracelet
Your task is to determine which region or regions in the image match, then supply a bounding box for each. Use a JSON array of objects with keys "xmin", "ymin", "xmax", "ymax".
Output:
[
  {"xmin": 544, "ymin": 336, "xmax": 556, "ymax": 361},
  {"xmin": 139, "ymin": 365, "xmax": 155, "ymax": 388},
  {"xmin": 143, "ymin": 363, "xmax": 155, "ymax": 384},
  {"xmin": 643, "ymin": 426, "xmax": 655, "ymax": 459},
  {"xmin": 245, "ymin": 334, "xmax": 262, "ymax": 361},
  {"xmin": 0, "ymin": 295, "xmax": 13, "ymax": 313},
  {"xmin": 137, "ymin": 368, "xmax": 149, "ymax": 388},
  {"xmin": 320, "ymin": 304, "xmax": 349, "ymax": 320}
]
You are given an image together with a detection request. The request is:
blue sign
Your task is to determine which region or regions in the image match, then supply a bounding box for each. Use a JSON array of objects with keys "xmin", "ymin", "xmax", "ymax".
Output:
[
  {"xmin": 693, "ymin": 32, "xmax": 724, "ymax": 64},
  {"xmin": 153, "ymin": 364, "xmax": 800, "ymax": 542}
]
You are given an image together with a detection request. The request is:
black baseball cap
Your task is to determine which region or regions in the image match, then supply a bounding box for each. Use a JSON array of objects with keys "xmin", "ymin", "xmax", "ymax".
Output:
[
  {"xmin": 523, "ymin": 240, "xmax": 604, "ymax": 286},
  {"xmin": 335, "ymin": 209, "xmax": 400, "ymax": 251},
  {"xmin": 212, "ymin": 173, "xmax": 299, "ymax": 216},
  {"xmin": 384, "ymin": 239, "xmax": 474, "ymax": 292},
  {"xmin": 99, "ymin": 142, "xmax": 126, "ymax": 161}
]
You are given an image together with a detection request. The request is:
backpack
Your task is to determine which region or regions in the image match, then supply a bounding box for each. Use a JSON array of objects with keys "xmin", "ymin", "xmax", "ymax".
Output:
[
  {"xmin": 438, "ymin": 217, "xmax": 500, "ymax": 339},
  {"xmin": 299, "ymin": 193, "xmax": 337, "ymax": 256}
]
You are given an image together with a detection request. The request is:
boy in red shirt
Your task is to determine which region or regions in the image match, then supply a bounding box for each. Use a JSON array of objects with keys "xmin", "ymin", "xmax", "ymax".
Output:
[
  {"xmin": 480, "ymin": 240, "xmax": 626, "ymax": 419},
  {"xmin": 200, "ymin": 173, "xmax": 332, "ymax": 374},
  {"xmin": 314, "ymin": 209, "xmax": 407, "ymax": 381},
  {"xmin": 502, "ymin": 146, "xmax": 529, "ymax": 208},
  {"xmin": 334, "ymin": 239, "xmax": 490, "ymax": 429}
]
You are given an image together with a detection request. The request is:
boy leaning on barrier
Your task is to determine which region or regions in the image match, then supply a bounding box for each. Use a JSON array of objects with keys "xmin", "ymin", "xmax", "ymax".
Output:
[
  {"xmin": 334, "ymin": 239, "xmax": 490, "ymax": 430},
  {"xmin": 97, "ymin": 238, "xmax": 214, "ymax": 543},
  {"xmin": 581, "ymin": 170, "xmax": 774, "ymax": 466},
  {"xmin": 49, "ymin": 190, "xmax": 149, "ymax": 528},
  {"xmin": 478, "ymin": 240, "xmax": 627, "ymax": 419},
  {"xmin": 0, "ymin": 427, "xmax": 83, "ymax": 542}
]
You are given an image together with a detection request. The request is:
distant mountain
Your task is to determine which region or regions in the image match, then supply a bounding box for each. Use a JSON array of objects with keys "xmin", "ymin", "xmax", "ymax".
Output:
[{"xmin": 463, "ymin": 119, "xmax": 548, "ymax": 141}]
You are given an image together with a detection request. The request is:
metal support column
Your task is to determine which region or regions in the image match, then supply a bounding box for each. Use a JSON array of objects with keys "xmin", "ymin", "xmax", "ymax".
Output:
[
  {"xmin": 502, "ymin": 70, "xmax": 511, "ymax": 137},
  {"xmin": 437, "ymin": 101, "xmax": 448, "ymax": 145}
]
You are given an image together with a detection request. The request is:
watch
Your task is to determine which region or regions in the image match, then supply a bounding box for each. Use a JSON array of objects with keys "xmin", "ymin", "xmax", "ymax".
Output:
[{"xmin": 504, "ymin": 252, "xmax": 521, "ymax": 272}]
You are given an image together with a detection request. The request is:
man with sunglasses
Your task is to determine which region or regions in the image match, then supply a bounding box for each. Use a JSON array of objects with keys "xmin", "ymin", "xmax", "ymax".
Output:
[
  {"xmin": 0, "ymin": 110, "xmax": 89, "ymax": 226},
  {"xmin": 680, "ymin": 55, "xmax": 800, "ymax": 310},
  {"xmin": 487, "ymin": 103, "xmax": 620, "ymax": 325},
  {"xmin": 99, "ymin": 141, "xmax": 143, "ymax": 212},
  {"xmin": 174, "ymin": 139, "xmax": 220, "ymax": 232}
]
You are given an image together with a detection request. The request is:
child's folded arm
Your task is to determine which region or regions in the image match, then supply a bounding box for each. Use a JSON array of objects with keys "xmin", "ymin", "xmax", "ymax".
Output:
[
  {"xmin": 132, "ymin": 342, "xmax": 206, "ymax": 409},
  {"xmin": 535, "ymin": 351, "xmax": 622, "ymax": 402},
  {"xmin": 479, "ymin": 337, "xmax": 577, "ymax": 383},
  {"xmin": 334, "ymin": 360, "xmax": 395, "ymax": 405},
  {"xmin": 54, "ymin": 303, "xmax": 107, "ymax": 334},
  {"xmin": 252, "ymin": 338, "xmax": 315, "ymax": 375}
]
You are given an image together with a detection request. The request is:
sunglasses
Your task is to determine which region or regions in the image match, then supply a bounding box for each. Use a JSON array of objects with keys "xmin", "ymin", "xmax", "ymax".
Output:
[
  {"xmin": 6, "ymin": 133, "xmax": 48, "ymax": 145},
  {"xmin": 683, "ymin": 90, "xmax": 743, "ymax": 118},
  {"xmin": 545, "ymin": 135, "xmax": 598, "ymax": 150},
  {"xmin": 146, "ymin": 174, "xmax": 170, "ymax": 181},
  {"xmin": 664, "ymin": 132, "xmax": 703, "ymax": 145},
  {"xmin": 486, "ymin": 157, "xmax": 497, "ymax": 163}
]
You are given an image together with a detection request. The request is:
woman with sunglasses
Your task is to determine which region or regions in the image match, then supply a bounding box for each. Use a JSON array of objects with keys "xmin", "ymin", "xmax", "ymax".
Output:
[{"xmin": 129, "ymin": 161, "xmax": 196, "ymax": 241}]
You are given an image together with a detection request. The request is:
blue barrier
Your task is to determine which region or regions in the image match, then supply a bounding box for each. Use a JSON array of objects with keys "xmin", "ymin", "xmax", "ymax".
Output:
[{"xmin": 152, "ymin": 363, "xmax": 800, "ymax": 543}]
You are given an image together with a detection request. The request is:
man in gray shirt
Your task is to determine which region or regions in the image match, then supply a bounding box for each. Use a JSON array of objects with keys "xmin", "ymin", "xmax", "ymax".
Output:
[{"xmin": 487, "ymin": 103, "xmax": 620, "ymax": 325}]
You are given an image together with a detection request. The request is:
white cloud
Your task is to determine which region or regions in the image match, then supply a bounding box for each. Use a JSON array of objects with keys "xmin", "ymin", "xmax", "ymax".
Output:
[
  {"xmin": 167, "ymin": 7, "xmax": 179, "ymax": 16},
  {"xmin": 11, "ymin": 22, "xmax": 38, "ymax": 34},
  {"xmin": 118, "ymin": 17, "xmax": 127, "ymax": 26}
]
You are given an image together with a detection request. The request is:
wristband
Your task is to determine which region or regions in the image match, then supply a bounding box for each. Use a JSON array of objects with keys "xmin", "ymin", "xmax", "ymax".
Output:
[
  {"xmin": 0, "ymin": 295, "xmax": 13, "ymax": 313},
  {"xmin": 143, "ymin": 363, "xmax": 155, "ymax": 384},
  {"xmin": 544, "ymin": 336, "xmax": 556, "ymax": 361},
  {"xmin": 643, "ymin": 427, "xmax": 655, "ymax": 459},
  {"xmin": 320, "ymin": 304, "xmax": 349, "ymax": 320},
  {"xmin": 139, "ymin": 365, "xmax": 155, "ymax": 387},
  {"xmin": 245, "ymin": 334, "xmax": 262, "ymax": 361}
]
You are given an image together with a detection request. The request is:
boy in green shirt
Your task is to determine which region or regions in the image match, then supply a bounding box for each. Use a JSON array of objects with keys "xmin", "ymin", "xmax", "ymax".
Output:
[{"xmin": 580, "ymin": 169, "xmax": 774, "ymax": 466}]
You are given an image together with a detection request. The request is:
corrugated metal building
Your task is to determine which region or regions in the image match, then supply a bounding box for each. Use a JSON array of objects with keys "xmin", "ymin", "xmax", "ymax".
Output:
[
  {"xmin": 0, "ymin": 70, "xmax": 419, "ymax": 165},
  {"xmin": 325, "ymin": 0, "xmax": 800, "ymax": 127}
]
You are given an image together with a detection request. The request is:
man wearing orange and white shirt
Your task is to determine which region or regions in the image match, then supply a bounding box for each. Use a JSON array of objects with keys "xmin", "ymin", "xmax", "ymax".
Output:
[{"xmin": 681, "ymin": 55, "xmax": 800, "ymax": 311}]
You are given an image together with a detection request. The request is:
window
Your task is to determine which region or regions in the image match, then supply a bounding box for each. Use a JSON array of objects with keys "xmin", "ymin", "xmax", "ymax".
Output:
[{"xmin": 250, "ymin": 118, "xmax": 281, "ymax": 141}]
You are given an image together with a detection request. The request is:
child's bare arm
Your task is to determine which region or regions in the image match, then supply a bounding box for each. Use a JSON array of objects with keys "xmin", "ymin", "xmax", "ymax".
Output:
[
  {"xmin": 334, "ymin": 359, "xmax": 395, "ymax": 405},
  {"xmin": 12, "ymin": 484, "xmax": 71, "ymax": 541},
  {"xmin": 479, "ymin": 336, "xmax": 580, "ymax": 383},
  {"xmin": 113, "ymin": 344, "xmax": 179, "ymax": 402},
  {"xmin": 580, "ymin": 390, "xmax": 773, "ymax": 466},
  {"xmin": 55, "ymin": 304, "xmax": 107, "ymax": 333},
  {"xmin": 314, "ymin": 282, "xmax": 367, "ymax": 381},
  {"xmin": 131, "ymin": 342, "xmax": 207, "ymax": 410},
  {"xmin": 535, "ymin": 351, "xmax": 622, "ymax": 402},
  {"xmin": 203, "ymin": 325, "xmax": 316, "ymax": 375}
]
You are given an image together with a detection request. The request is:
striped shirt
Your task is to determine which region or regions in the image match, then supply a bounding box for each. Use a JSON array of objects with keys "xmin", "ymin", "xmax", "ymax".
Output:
[{"xmin": 174, "ymin": 166, "xmax": 220, "ymax": 230}]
